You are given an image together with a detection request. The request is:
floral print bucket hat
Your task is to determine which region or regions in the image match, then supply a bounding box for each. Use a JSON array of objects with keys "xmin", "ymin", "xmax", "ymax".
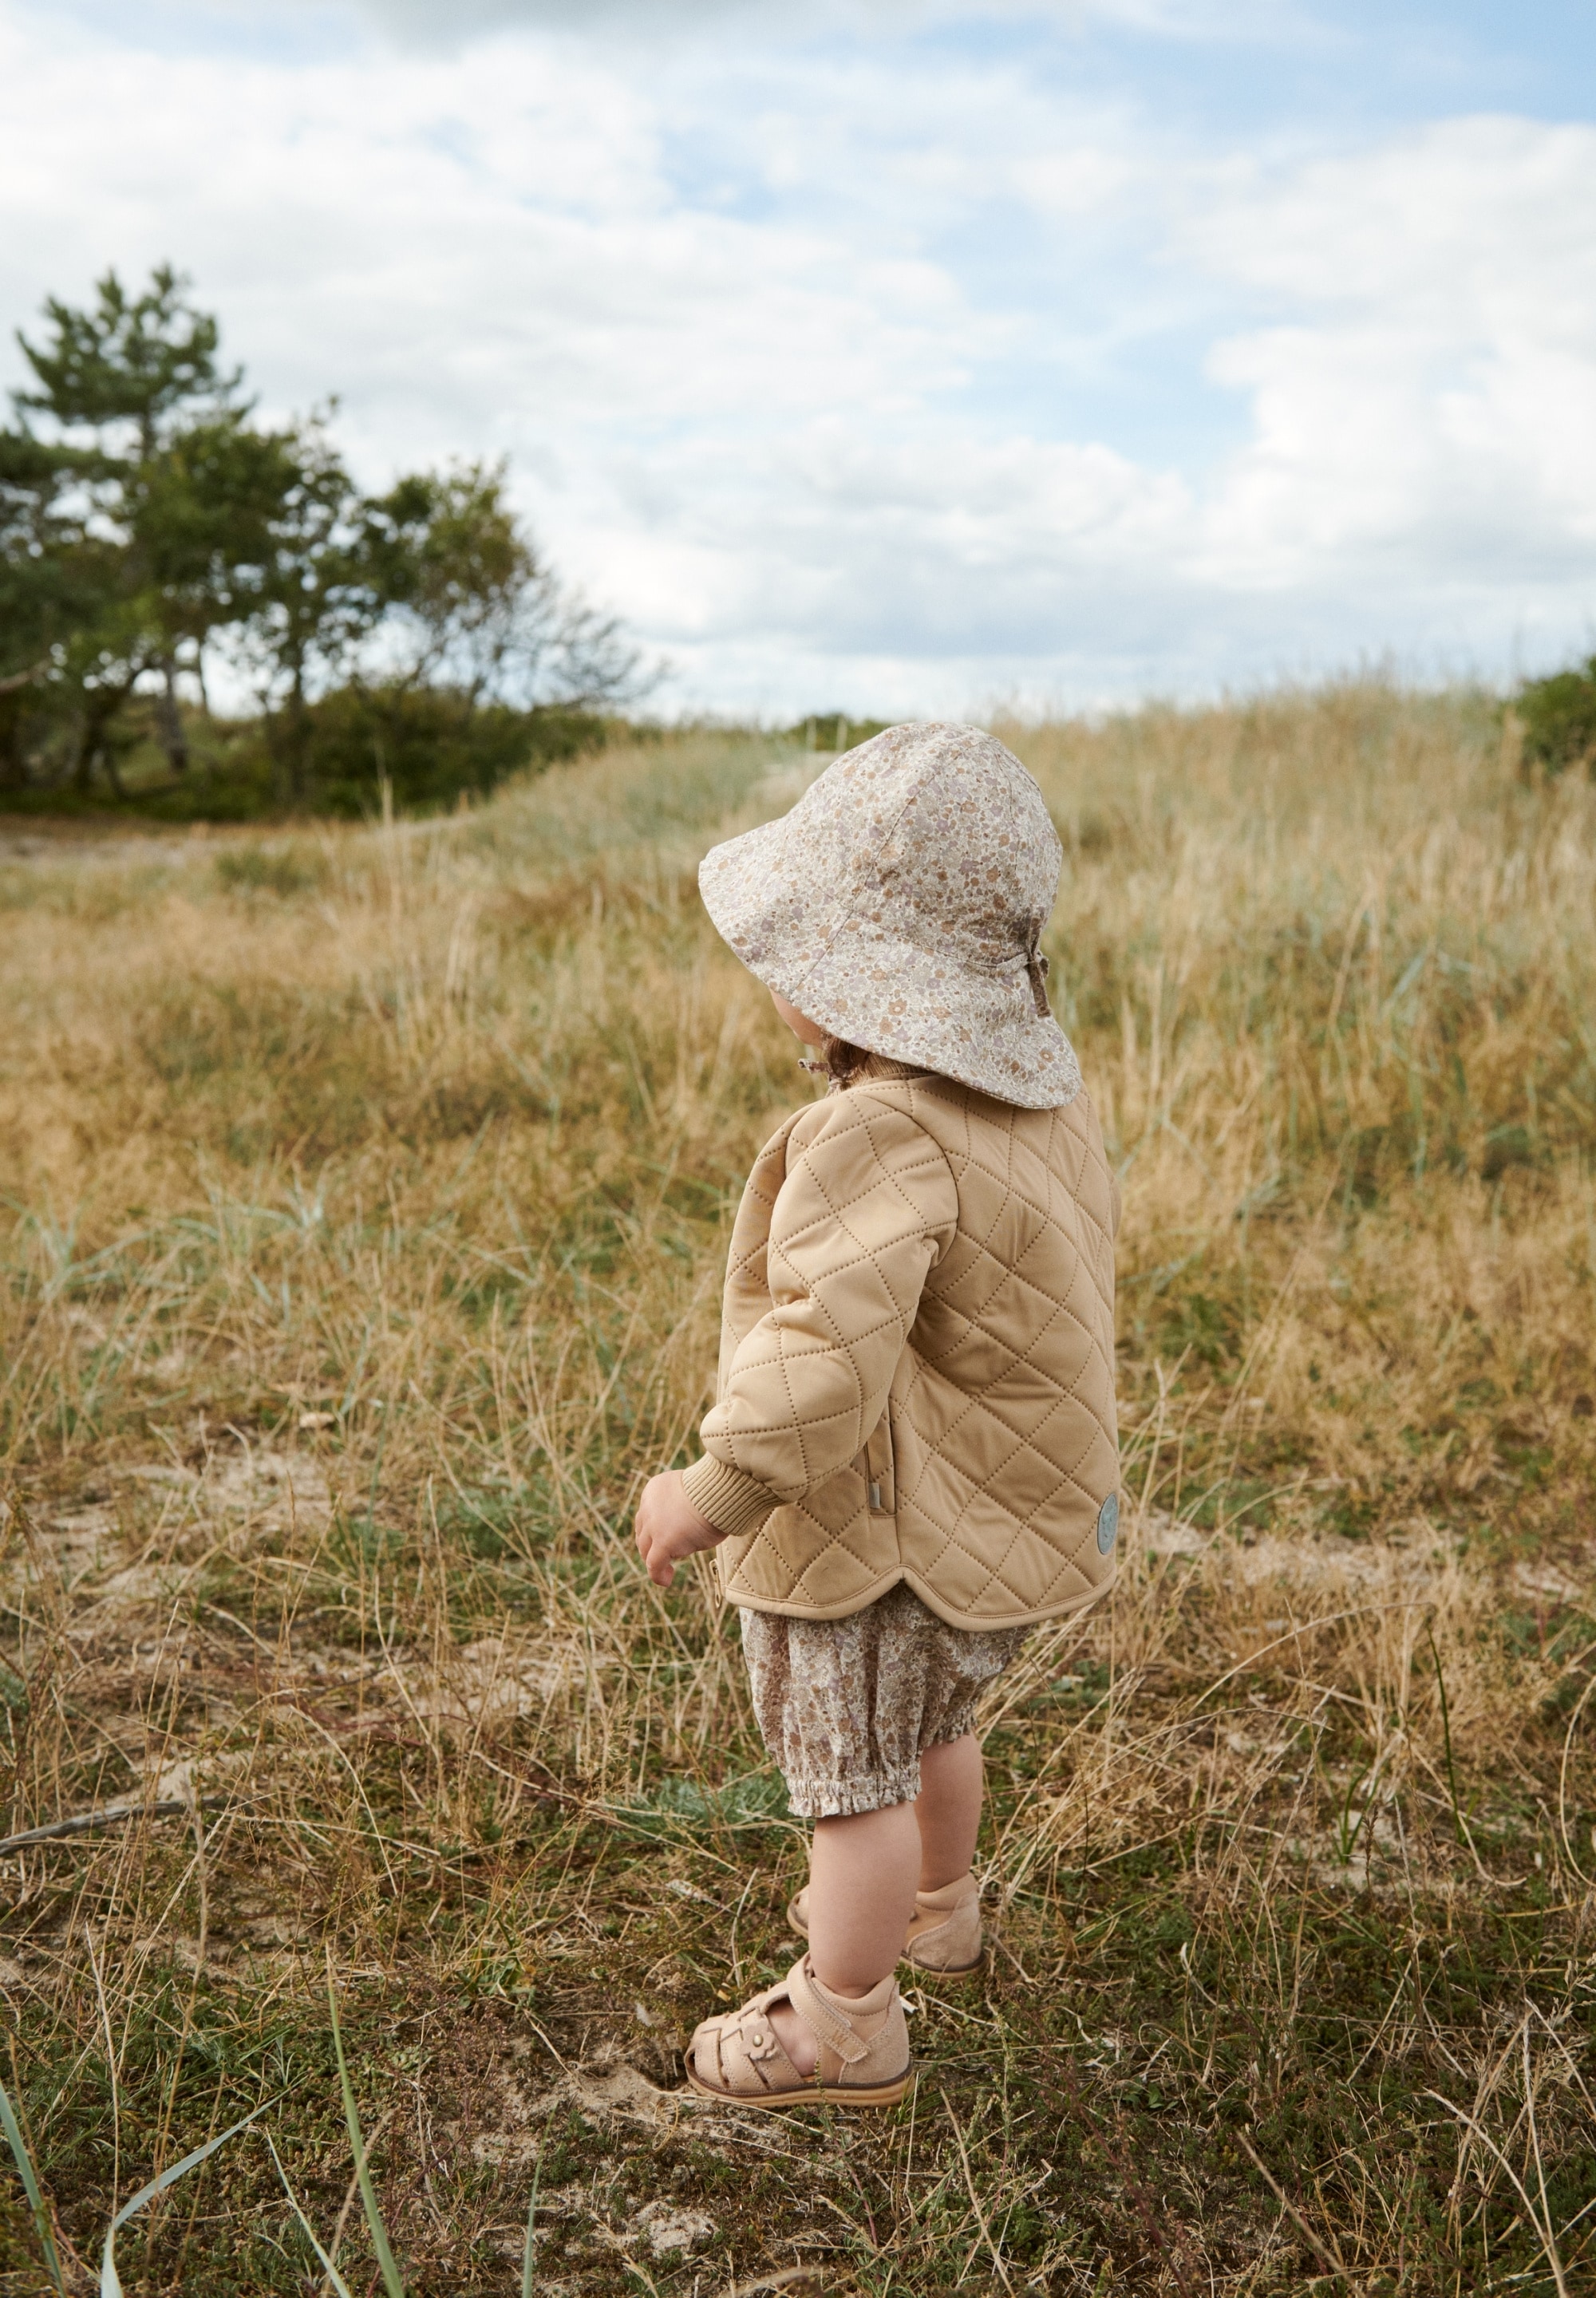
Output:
[{"xmin": 698, "ymin": 721, "xmax": 1082, "ymax": 1111}]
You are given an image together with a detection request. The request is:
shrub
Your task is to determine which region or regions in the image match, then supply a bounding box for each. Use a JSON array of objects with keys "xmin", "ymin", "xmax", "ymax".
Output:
[
  {"xmin": 284, "ymin": 682, "xmax": 609, "ymax": 816},
  {"xmin": 1515, "ymin": 653, "xmax": 1596, "ymax": 775}
]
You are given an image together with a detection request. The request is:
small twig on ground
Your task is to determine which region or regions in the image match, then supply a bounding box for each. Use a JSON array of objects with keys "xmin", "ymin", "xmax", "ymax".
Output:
[{"xmin": 0, "ymin": 1796, "xmax": 236, "ymax": 1855}]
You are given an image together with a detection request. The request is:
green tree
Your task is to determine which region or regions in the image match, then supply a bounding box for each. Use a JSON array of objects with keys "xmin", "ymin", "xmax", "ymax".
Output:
[
  {"xmin": 2, "ymin": 267, "xmax": 648, "ymax": 813},
  {"xmin": 227, "ymin": 415, "xmax": 376, "ymax": 801},
  {"xmin": 14, "ymin": 263, "xmax": 238, "ymax": 455},
  {"xmin": 358, "ymin": 460, "xmax": 646, "ymax": 714},
  {"xmin": 0, "ymin": 430, "xmax": 78, "ymax": 788},
  {"xmin": 0, "ymin": 425, "xmax": 151, "ymax": 792},
  {"xmin": 7, "ymin": 264, "xmax": 252, "ymax": 780}
]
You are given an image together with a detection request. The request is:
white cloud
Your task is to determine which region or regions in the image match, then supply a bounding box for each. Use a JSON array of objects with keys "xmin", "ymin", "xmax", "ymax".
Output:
[
  {"xmin": 2, "ymin": 3, "xmax": 1594, "ymax": 712},
  {"xmin": 1013, "ymin": 147, "xmax": 1136, "ymax": 215},
  {"xmin": 333, "ymin": 0, "xmax": 1302, "ymax": 43},
  {"xmin": 1188, "ymin": 118, "xmax": 1596, "ymax": 587}
]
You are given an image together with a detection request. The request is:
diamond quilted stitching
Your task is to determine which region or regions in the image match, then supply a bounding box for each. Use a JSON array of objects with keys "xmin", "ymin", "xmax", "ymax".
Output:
[{"xmin": 707, "ymin": 1071, "xmax": 1120, "ymax": 1627}]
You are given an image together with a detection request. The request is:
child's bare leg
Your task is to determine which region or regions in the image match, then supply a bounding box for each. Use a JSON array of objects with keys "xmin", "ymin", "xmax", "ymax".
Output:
[
  {"xmin": 764, "ymin": 1739, "xmax": 983, "ymax": 2075},
  {"xmin": 768, "ymin": 1802, "xmax": 919, "ymax": 2075},
  {"xmin": 915, "ymin": 1731, "xmax": 983, "ymax": 1890}
]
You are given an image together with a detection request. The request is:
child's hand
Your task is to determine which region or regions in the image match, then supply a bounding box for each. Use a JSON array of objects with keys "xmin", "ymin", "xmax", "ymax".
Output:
[{"xmin": 634, "ymin": 1471, "xmax": 725, "ymax": 1589}]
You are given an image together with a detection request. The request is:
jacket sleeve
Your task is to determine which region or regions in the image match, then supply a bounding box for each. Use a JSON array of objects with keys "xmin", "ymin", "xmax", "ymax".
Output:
[{"xmin": 681, "ymin": 1093, "xmax": 958, "ymax": 1538}]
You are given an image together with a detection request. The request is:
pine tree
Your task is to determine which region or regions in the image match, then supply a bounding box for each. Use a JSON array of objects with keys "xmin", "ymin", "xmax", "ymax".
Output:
[{"xmin": 6, "ymin": 266, "xmax": 250, "ymax": 780}]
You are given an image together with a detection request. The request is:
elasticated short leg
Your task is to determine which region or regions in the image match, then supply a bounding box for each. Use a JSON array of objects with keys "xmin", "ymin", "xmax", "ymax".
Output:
[{"xmin": 740, "ymin": 1582, "xmax": 1029, "ymax": 1818}]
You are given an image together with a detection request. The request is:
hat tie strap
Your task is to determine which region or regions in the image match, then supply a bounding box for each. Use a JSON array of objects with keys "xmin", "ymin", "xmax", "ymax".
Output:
[{"xmin": 1026, "ymin": 947, "xmax": 1051, "ymax": 1017}]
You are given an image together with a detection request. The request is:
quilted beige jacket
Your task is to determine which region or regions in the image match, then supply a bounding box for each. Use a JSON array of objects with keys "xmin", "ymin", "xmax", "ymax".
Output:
[{"xmin": 680, "ymin": 1060, "xmax": 1121, "ymax": 1629}]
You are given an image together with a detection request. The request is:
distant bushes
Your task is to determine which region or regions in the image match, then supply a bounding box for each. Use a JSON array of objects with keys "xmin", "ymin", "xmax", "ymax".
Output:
[
  {"xmin": 254, "ymin": 685, "xmax": 610, "ymax": 818},
  {"xmin": 1515, "ymin": 655, "xmax": 1596, "ymax": 776},
  {"xmin": 0, "ymin": 692, "xmax": 610, "ymax": 824}
]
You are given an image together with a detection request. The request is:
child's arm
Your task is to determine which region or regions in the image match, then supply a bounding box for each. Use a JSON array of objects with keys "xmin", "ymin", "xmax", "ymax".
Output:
[
  {"xmin": 634, "ymin": 1472, "xmax": 723, "ymax": 1589},
  {"xmin": 678, "ymin": 1093, "xmax": 958, "ymax": 1538}
]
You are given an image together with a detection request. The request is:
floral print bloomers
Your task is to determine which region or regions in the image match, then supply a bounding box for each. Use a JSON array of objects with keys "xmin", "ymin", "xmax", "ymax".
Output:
[{"xmin": 740, "ymin": 1582, "xmax": 1029, "ymax": 1818}]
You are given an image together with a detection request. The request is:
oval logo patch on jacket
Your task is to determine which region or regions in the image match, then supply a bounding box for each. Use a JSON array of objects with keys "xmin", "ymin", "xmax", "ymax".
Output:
[{"xmin": 1096, "ymin": 1491, "xmax": 1119, "ymax": 1554}]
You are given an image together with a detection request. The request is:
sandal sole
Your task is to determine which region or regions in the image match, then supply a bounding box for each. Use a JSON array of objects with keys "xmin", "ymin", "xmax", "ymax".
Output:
[{"xmin": 685, "ymin": 2064, "xmax": 914, "ymax": 2110}]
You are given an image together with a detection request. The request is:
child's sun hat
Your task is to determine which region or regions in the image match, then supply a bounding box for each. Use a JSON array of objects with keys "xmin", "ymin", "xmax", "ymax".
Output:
[{"xmin": 698, "ymin": 721, "xmax": 1081, "ymax": 1111}]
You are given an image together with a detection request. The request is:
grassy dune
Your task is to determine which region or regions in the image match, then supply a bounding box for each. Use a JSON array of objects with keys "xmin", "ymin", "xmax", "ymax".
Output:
[{"xmin": 0, "ymin": 689, "xmax": 1592, "ymax": 2294}]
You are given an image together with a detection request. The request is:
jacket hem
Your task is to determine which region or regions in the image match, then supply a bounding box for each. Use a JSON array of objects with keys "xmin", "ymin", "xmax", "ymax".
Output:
[{"xmin": 721, "ymin": 1563, "xmax": 1117, "ymax": 1633}]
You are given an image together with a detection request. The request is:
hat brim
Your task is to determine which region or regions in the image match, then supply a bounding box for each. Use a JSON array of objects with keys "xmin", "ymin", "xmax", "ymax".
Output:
[{"xmin": 699, "ymin": 816, "xmax": 1083, "ymax": 1113}]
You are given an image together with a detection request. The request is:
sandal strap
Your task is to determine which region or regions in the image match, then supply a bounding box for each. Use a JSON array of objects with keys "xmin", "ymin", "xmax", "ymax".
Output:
[
  {"xmin": 713, "ymin": 1993, "xmax": 804, "ymax": 2095},
  {"xmin": 787, "ymin": 1958, "xmax": 871, "ymax": 2067}
]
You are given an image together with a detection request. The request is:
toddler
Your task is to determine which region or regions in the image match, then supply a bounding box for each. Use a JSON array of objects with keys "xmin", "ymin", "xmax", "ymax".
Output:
[{"xmin": 634, "ymin": 721, "xmax": 1120, "ymax": 2106}]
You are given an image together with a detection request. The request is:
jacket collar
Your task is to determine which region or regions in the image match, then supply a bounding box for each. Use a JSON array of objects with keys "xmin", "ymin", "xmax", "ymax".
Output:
[{"xmin": 847, "ymin": 1054, "xmax": 931, "ymax": 1086}]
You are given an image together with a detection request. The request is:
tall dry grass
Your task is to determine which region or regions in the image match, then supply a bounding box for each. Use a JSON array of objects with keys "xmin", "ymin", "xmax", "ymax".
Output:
[{"xmin": 0, "ymin": 688, "xmax": 1592, "ymax": 2294}]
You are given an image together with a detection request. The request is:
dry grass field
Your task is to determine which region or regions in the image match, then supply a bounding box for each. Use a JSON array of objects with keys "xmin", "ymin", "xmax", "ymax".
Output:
[{"xmin": 0, "ymin": 688, "xmax": 1593, "ymax": 2296}]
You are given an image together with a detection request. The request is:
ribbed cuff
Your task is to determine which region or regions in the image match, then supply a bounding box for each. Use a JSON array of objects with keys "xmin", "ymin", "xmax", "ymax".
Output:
[{"xmin": 680, "ymin": 1454, "xmax": 780, "ymax": 1538}]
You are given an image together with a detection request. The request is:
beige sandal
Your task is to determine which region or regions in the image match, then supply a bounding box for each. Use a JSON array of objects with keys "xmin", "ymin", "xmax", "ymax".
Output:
[
  {"xmin": 685, "ymin": 1955, "xmax": 912, "ymax": 2109},
  {"xmin": 787, "ymin": 1871, "xmax": 984, "ymax": 1976}
]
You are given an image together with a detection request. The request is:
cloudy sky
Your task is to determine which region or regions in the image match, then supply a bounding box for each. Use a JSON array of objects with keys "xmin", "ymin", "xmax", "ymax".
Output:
[{"xmin": 3, "ymin": 0, "xmax": 1594, "ymax": 716}]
